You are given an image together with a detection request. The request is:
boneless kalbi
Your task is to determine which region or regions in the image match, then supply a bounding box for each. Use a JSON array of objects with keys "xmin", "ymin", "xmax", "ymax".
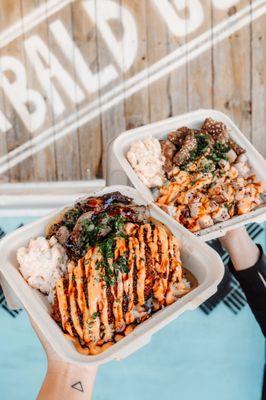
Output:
[
  {"xmin": 71, "ymin": 204, "xmax": 149, "ymax": 245},
  {"xmin": 47, "ymin": 192, "xmax": 133, "ymax": 242},
  {"xmin": 63, "ymin": 200, "xmax": 150, "ymax": 260},
  {"xmin": 76, "ymin": 191, "xmax": 132, "ymax": 213}
]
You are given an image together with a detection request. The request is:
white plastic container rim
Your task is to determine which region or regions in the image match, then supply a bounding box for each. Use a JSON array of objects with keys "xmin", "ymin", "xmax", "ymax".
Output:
[
  {"xmin": 0, "ymin": 180, "xmax": 105, "ymax": 216},
  {"xmin": 0, "ymin": 185, "xmax": 224, "ymax": 366},
  {"xmin": 113, "ymin": 109, "xmax": 266, "ymax": 241}
]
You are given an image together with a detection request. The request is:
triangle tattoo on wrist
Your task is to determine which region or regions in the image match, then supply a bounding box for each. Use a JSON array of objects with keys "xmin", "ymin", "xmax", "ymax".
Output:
[{"xmin": 71, "ymin": 381, "xmax": 84, "ymax": 392}]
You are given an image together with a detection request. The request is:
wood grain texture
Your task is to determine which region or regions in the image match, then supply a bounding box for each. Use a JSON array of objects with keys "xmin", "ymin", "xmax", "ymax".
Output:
[
  {"xmin": 21, "ymin": 0, "xmax": 57, "ymax": 182},
  {"xmin": 46, "ymin": 1, "xmax": 81, "ymax": 181},
  {"xmin": 121, "ymin": 0, "xmax": 149, "ymax": 130},
  {"xmin": 0, "ymin": 22, "xmax": 10, "ymax": 183},
  {"xmin": 146, "ymin": 0, "xmax": 170, "ymax": 122},
  {"xmin": 251, "ymin": 5, "xmax": 266, "ymax": 156},
  {"xmin": 0, "ymin": 0, "xmax": 264, "ymax": 183},
  {"xmin": 71, "ymin": 0, "xmax": 102, "ymax": 179},
  {"xmin": 187, "ymin": 0, "xmax": 213, "ymax": 111},
  {"xmin": 212, "ymin": 1, "xmax": 252, "ymax": 140},
  {"xmin": 1, "ymin": 0, "xmax": 34, "ymax": 182},
  {"xmin": 167, "ymin": 7, "xmax": 188, "ymax": 118},
  {"xmin": 96, "ymin": 0, "xmax": 126, "ymax": 179}
]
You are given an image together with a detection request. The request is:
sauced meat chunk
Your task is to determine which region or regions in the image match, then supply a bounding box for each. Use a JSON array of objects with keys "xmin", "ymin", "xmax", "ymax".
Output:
[
  {"xmin": 55, "ymin": 225, "xmax": 70, "ymax": 245},
  {"xmin": 202, "ymin": 118, "xmax": 229, "ymax": 144},
  {"xmin": 168, "ymin": 127, "xmax": 190, "ymax": 147},
  {"xmin": 160, "ymin": 139, "xmax": 176, "ymax": 173},
  {"xmin": 173, "ymin": 132, "xmax": 197, "ymax": 166},
  {"xmin": 65, "ymin": 204, "xmax": 151, "ymax": 260},
  {"xmin": 70, "ymin": 211, "xmax": 95, "ymax": 244},
  {"xmin": 107, "ymin": 204, "xmax": 150, "ymax": 224},
  {"xmin": 228, "ymin": 138, "xmax": 246, "ymax": 156},
  {"xmin": 76, "ymin": 192, "xmax": 132, "ymax": 213}
]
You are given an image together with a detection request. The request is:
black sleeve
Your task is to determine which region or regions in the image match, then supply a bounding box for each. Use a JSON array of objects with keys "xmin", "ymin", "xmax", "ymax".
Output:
[{"xmin": 228, "ymin": 245, "xmax": 266, "ymax": 337}]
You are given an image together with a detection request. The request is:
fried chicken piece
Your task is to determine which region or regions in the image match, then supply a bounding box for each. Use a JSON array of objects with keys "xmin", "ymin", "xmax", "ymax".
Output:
[
  {"xmin": 173, "ymin": 132, "xmax": 197, "ymax": 166},
  {"xmin": 168, "ymin": 127, "xmax": 190, "ymax": 147},
  {"xmin": 202, "ymin": 117, "xmax": 245, "ymax": 154},
  {"xmin": 160, "ymin": 139, "xmax": 176, "ymax": 173},
  {"xmin": 228, "ymin": 138, "xmax": 246, "ymax": 156},
  {"xmin": 202, "ymin": 118, "xmax": 229, "ymax": 144}
]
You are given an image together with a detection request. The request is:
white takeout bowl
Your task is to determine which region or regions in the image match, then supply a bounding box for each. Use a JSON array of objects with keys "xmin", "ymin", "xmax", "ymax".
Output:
[
  {"xmin": 113, "ymin": 109, "xmax": 266, "ymax": 241},
  {"xmin": 0, "ymin": 185, "xmax": 224, "ymax": 365}
]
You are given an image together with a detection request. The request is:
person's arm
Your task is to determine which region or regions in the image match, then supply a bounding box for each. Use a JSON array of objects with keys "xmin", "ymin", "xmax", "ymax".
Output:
[
  {"xmin": 38, "ymin": 361, "xmax": 97, "ymax": 400},
  {"xmin": 31, "ymin": 321, "xmax": 98, "ymax": 400},
  {"xmin": 219, "ymin": 227, "xmax": 266, "ymax": 336}
]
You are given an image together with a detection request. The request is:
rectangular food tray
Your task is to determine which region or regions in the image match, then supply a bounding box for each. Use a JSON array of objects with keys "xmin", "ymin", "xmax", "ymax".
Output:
[
  {"xmin": 113, "ymin": 109, "xmax": 266, "ymax": 241},
  {"xmin": 0, "ymin": 185, "xmax": 224, "ymax": 366}
]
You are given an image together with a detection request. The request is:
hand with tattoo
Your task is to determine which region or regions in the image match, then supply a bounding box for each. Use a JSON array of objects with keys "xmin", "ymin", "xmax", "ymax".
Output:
[{"xmin": 31, "ymin": 320, "xmax": 98, "ymax": 400}]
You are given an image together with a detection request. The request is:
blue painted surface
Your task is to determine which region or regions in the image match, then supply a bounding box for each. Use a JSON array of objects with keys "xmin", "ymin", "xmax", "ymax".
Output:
[{"xmin": 0, "ymin": 217, "xmax": 265, "ymax": 400}]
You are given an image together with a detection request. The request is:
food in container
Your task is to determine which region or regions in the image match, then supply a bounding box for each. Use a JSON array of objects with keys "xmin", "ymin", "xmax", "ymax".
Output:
[
  {"xmin": 127, "ymin": 117, "xmax": 265, "ymax": 233},
  {"xmin": 0, "ymin": 185, "xmax": 223, "ymax": 364},
  {"xmin": 17, "ymin": 191, "xmax": 197, "ymax": 355}
]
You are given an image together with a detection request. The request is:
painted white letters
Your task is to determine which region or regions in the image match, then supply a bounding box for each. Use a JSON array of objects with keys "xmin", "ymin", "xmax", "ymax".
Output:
[
  {"xmin": 152, "ymin": 0, "xmax": 204, "ymax": 37},
  {"xmin": 0, "ymin": 56, "xmax": 46, "ymax": 132},
  {"xmin": 24, "ymin": 35, "xmax": 85, "ymax": 117}
]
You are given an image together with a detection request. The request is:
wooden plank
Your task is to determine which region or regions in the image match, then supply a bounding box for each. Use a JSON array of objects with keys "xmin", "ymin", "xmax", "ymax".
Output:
[
  {"xmin": 0, "ymin": 0, "xmax": 22, "ymax": 31},
  {"xmin": 0, "ymin": 0, "xmax": 35, "ymax": 182},
  {"xmin": 0, "ymin": 90, "xmax": 10, "ymax": 183},
  {"xmin": 212, "ymin": 1, "xmax": 252, "ymax": 140},
  {"xmin": 251, "ymin": 8, "xmax": 266, "ymax": 157},
  {"xmin": 187, "ymin": 0, "xmax": 212, "ymax": 111},
  {"xmin": 146, "ymin": 0, "xmax": 170, "ymax": 122},
  {"xmin": 71, "ymin": 0, "xmax": 102, "ymax": 179},
  {"xmin": 121, "ymin": 0, "xmax": 149, "ymax": 130},
  {"xmin": 45, "ymin": 1, "xmax": 81, "ymax": 181},
  {"xmin": 20, "ymin": 0, "xmax": 57, "ymax": 181},
  {"xmin": 166, "ymin": 11, "xmax": 188, "ymax": 118},
  {"xmin": 0, "ymin": 0, "xmax": 264, "ymax": 182},
  {"xmin": 95, "ymin": 0, "xmax": 126, "ymax": 178},
  {"xmin": 0, "ymin": 25, "xmax": 10, "ymax": 183},
  {"xmin": 46, "ymin": 2, "xmax": 82, "ymax": 181}
]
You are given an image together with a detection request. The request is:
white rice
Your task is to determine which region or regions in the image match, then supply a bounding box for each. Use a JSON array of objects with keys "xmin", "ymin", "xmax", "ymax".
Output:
[
  {"xmin": 17, "ymin": 236, "xmax": 67, "ymax": 302},
  {"xmin": 127, "ymin": 136, "xmax": 165, "ymax": 188}
]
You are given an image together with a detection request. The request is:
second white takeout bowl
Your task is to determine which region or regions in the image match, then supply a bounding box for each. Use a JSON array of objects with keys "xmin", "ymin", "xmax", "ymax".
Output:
[
  {"xmin": 0, "ymin": 185, "xmax": 224, "ymax": 365},
  {"xmin": 112, "ymin": 109, "xmax": 266, "ymax": 241}
]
